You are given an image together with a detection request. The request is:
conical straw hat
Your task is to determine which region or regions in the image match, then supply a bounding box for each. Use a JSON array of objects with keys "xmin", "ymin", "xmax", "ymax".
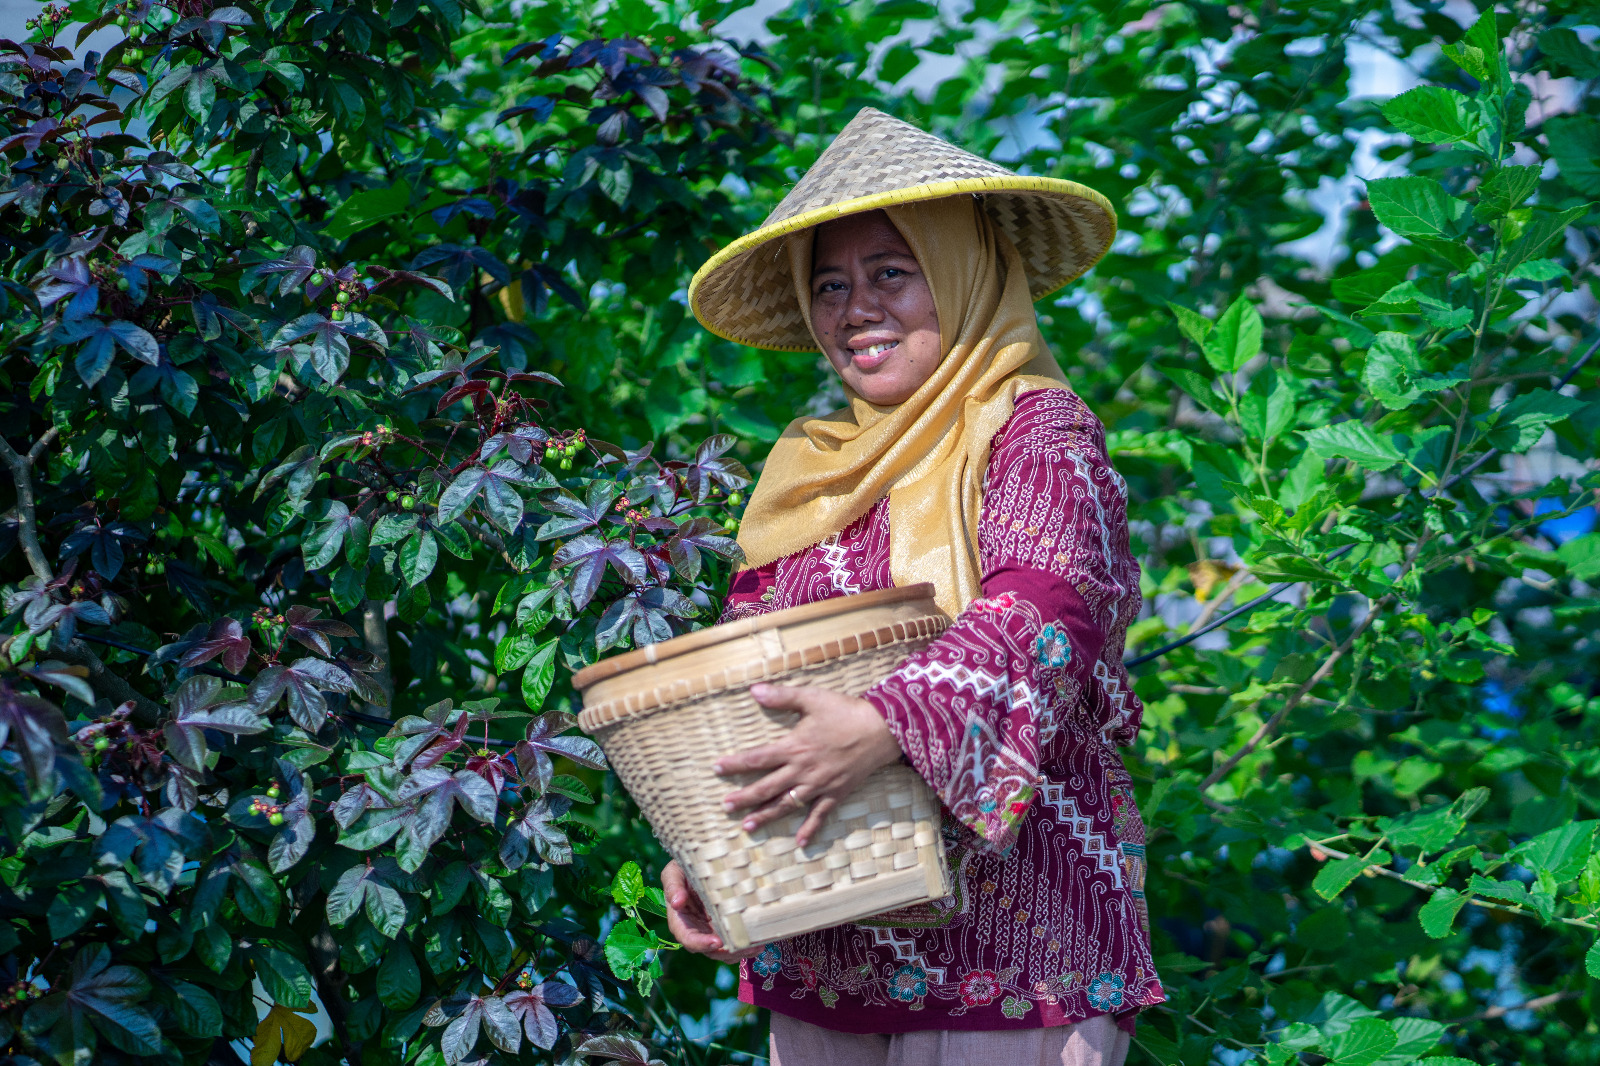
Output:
[{"xmin": 688, "ymin": 107, "xmax": 1117, "ymax": 352}]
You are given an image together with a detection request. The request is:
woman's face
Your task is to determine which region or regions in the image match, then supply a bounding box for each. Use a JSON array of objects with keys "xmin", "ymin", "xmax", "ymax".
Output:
[{"xmin": 809, "ymin": 210, "xmax": 941, "ymax": 406}]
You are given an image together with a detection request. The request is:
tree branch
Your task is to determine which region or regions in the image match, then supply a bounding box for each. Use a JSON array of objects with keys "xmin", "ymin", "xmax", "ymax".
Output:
[
  {"xmin": 52, "ymin": 639, "xmax": 165, "ymax": 727},
  {"xmin": 1199, "ymin": 594, "xmax": 1392, "ymax": 791},
  {"xmin": 0, "ymin": 430, "xmax": 56, "ymax": 583},
  {"xmin": 360, "ymin": 599, "xmax": 394, "ymax": 713}
]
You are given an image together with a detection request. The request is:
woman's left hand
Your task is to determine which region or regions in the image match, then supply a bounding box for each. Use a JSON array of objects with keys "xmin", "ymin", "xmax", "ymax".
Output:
[{"xmin": 714, "ymin": 682, "xmax": 903, "ymax": 847}]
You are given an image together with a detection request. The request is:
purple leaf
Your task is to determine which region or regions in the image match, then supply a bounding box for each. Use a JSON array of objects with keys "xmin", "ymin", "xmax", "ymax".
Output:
[
  {"xmin": 0, "ymin": 687, "xmax": 68, "ymax": 793},
  {"xmin": 177, "ymin": 616, "xmax": 253, "ymax": 674},
  {"xmin": 535, "ymin": 480, "xmax": 620, "ymax": 541},
  {"xmin": 550, "ymin": 535, "xmax": 647, "ymax": 611},
  {"xmin": 503, "ymin": 982, "xmax": 578, "ymax": 1049},
  {"xmin": 500, "ymin": 794, "xmax": 572, "ymax": 870},
  {"xmin": 284, "ymin": 605, "xmax": 358, "ymax": 657},
  {"xmin": 248, "ymin": 658, "xmax": 355, "ymax": 731}
]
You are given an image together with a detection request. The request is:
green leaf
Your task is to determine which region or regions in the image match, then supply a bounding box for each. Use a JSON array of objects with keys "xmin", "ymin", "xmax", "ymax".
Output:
[
  {"xmin": 1323, "ymin": 1017, "xmax": 1397, "ymax": 1066},
  {"xmin": 251, "ymin": 944, "xmax": 314, "ymax": 1009},
  {"xmin": 1302, "ymin": 422, "xmax": 1403, "ymax": 471},
  {"xmin": 48, "ymin": 881, "xmax": 103, "ymax": 939},
  {"xmin": 399, "ymin": 530, "xmax": 438, "ymax": 586},
  {"xmin": 1419, "ymin": 888, "xmax": 1470, "ymax": 938},
  {"xmin": 1557, "ymin": 533, "xmax": 1600, "ymax": 580},
  {"xmin": 1366, "ymin": 176, "xmax": 1468, "ymax": 238},
  {"xmin": 549, "ymin": 774, "xmax": 593, "ymax": 803},
  {"xmin": 611, "ymin": 861, "xmax": 644, "ymax": 908},
  {"xmin": 233, "ymin": 859, "xmax": 282, "ymax": 927},
  {"xmin": 597, "ymin": 160, "xmax": 632, "ymax": 206},
  {"xmin": 1588, "ymin": 939, "xmax": 1600, "ymax": 979},
  {"xmin": 1157, "ymin": 364, "xmax": 1226, "ymax": 416},
  {"xmin": 602, "ymin": 918, "xmax": 654, "ymax": 979},
  {"xmin": 1167, "ymin": 301, "xmax": 1212, "ymax": 346},
  {"xmin": 1474, "ymin": 164, "xmax": 1541, "ymax": 222},
  {"xmin": 495, "ymin": 632, "xmax": 539, "ymax": 673},
  {"xmin": 1313, "ymin": 854, "xmax": 1369, "ymax": 900},
  {"xmin": 1541, "ymin": 27, "xmax": 1600, "ymax": 78},
  {"xmin": 1441, "ymin": 8, "xmax": 1503, "ymax": 84},
  {"xmin": 1361, "ymin": 331, "xmax": 1467, "ymax": 410},
  {"xmin": 1202, "ymin": 295, "xmax": 1262, "ymax": 373},
  {"xmin": 520, "ymin": 638, "xmax": 558, "ymax": 710},
  {"xmin": 377, "ymin": 943, "xmax": 421, "ymax": 1010},
  {"xmin": 323, "ymin": 181, "xmax": 413, "ymax": 241},
  {"xmin": 1484, "ymin": 388, "xmax": 1586, "ymax": 452},
  {"xmin": 1510, "ymin": 821, "xmax": 1595, "ymax": 882},
  {"xmin": 1380, "ymin": 86, "xmax": 1476, "ymax": 144},
  {"xmin": 165, "ymin": 980, "xmax": 222, "ymax": 1038}
]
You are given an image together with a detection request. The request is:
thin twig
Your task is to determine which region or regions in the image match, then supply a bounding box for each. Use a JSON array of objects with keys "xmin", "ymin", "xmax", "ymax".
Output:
[{"xmin": 1199, "ymin": 594, "xmax": 1391, "ymax": 790}]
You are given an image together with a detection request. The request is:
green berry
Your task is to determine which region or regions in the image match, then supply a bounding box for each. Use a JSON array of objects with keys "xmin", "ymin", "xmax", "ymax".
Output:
[
  {"xmin": 310, "ymin": 271, "xmax": 325, "ymax": 285},
  {"xmin": 115, "ymin": 276, "xmax": 130, "ymax": 291},
  {"xmin": 559, "ymin": 458, "xmax": 571, "ymax": 470},
  {"xmin": 386, "ymin": 489, "xmax": 398, "ymax": 503},
  {"xmin": 93, "ymin": 736, "xmax": 110, "ymax": 751},
  {"xmin": 331, "ymin": 307, "xmax": 346, "ymax": 321},
  {"xmin": 268, "ymin": 811, "xmax": 285, "ymax": 826},
  {"xmin": 729, "ymin": 492, "xmax": 743, "ymax": 506},
  {"xmin": 335, "ymin": 290, "xmax": 351, "ymax": 304},
  {"xmin": 266, "ymin": 785, "xmax": 280, "ymax": 799},
  {"xmin": 400, "ymin": 494, "xmax": 415, "ymax": 510}
]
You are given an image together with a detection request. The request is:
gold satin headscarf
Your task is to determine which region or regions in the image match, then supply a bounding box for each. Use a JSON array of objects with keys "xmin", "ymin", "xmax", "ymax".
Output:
[{"xmin": 735, "ymin": 196, "xmax": 1070, "ymax": 618}]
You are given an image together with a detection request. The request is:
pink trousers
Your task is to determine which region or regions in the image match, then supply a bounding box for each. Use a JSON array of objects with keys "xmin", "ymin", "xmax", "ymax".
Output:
[{"xmin": 768, "ymin": 1011, "xmax": 1131, "ymax": 1066}]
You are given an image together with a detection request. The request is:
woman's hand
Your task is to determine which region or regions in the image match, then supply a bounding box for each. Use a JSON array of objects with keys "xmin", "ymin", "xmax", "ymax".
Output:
[
  {"xmin": 661, "ymin": 860, "xmax": 757, "ymax": 963},
  {"xmin": 714, "ymin": 682, "xmax": 903, "ymax": 847}
]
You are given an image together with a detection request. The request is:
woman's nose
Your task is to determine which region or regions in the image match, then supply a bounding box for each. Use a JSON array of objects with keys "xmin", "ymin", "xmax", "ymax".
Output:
[{"xmin": 842, "ymin": 285, "xmax": 885, "ymax": 327}]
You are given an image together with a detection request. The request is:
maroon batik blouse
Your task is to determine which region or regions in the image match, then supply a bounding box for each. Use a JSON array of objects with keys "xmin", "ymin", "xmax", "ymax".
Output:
[{"xmin": 719, "ymin": 388, "xmax": 1165, "ymax": 1034}]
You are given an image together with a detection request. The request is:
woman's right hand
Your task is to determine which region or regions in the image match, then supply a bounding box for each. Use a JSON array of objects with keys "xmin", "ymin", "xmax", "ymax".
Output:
[{"xmin": 661, "ymin": 861, "xmax": 758, "ymax": 964}]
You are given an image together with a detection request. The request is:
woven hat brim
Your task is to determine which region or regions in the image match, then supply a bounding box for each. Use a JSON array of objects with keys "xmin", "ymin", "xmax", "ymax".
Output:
[{"xmin": 688, "ymin": 176, "xmax": 1117, "ymax": 352}]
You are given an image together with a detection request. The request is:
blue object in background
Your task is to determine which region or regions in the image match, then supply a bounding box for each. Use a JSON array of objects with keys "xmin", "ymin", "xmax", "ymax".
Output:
[
  {"xmin": 1534, "ymin": 498, "xmax": 1597, "ymax": 545},
  {"xmin": 1479, "ymin": 678, "xmax": 1523, "ymax": 740}
]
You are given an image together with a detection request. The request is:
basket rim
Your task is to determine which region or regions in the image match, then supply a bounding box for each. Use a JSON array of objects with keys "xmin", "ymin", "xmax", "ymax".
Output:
[
  {"xmin": 575, "ymin": 614, "xmax": 948, "ymax": 732},
  {"xmin": 570, "ymin": 583, "xmax": 938, "ymax": 691}
]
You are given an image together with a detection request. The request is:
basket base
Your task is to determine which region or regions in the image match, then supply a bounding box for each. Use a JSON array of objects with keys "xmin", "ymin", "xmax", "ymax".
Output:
[{"xmin": 720, "ymin": 853, "xmax": 950, "ymax": 949}]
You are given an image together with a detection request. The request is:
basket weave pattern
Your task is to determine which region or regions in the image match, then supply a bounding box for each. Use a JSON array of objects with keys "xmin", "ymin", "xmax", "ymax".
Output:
[{"xmin": 580, "ymin": 617, "xmax": 953, "ymax": 949}]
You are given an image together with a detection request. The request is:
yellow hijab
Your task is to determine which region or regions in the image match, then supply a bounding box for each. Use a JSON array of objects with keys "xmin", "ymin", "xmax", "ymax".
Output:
[{"xmin": 735, "ymin": 195, "xmax": 1069, "ymax": 618}]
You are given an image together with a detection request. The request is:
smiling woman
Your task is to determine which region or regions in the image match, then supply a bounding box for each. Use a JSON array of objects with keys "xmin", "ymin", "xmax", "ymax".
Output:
[
  {"xmin": 662, "ymin": 108, "xmax": 1164, "ymax": 1066},
  {"xmin": 808, "ymin": 211, "xmax": 943, "ymax": 406}
]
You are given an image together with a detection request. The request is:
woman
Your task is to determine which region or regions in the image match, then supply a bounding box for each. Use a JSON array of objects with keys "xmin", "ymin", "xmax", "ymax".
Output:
[{"xmin": 663, "ymin": 108, "xmax": 1164, "ymax": 1065}]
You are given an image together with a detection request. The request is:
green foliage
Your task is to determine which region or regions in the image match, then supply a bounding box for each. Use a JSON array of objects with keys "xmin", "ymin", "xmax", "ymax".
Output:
[
  {"xmin": 0, "ymin": 0, "xmax": 764, "ymax": 1062},
  {"xmin": 4, "ymin": 0, "xmax": 1600, "ymax": 1064}
]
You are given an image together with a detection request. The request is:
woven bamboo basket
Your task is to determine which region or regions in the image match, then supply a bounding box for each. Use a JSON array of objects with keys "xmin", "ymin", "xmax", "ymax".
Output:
[{"xmin": 573, "ymin": 584, "xmax": 953, "ymax": 950}]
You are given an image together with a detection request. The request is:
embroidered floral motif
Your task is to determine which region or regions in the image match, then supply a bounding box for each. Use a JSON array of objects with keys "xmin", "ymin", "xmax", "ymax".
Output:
[
  {"xmin": 817, "ymin": 986, "xmax": 839, "ymax": 1008},
  {"xmin": 752, "ymin": 944, "xmax": 783, "ymax": 977},
  {"xmin": 1087, "ymin": 972, "xmax": 1125, "ymax": 1011},
  {"xmin": 970, "ymin": 591, "xmax": 1018, "ymax": 614},
  {"xmin": 1034, "ymin": 623, "xmax": 1071, "ymax": 667},
  {"xmin": 797, "ymin": 956, "xmax": 819, "ymax": 990},
  {"xmin": 1000, "ymin": 995, "xmax": 1033, "ymax": 1019},
  {"xmin": 888, "ymin": 964, "xmax": 928, "ymax": 1003},
  {"xmin": 958, "ymin": 970, "xmax": 1001, "ymax": 1007}
]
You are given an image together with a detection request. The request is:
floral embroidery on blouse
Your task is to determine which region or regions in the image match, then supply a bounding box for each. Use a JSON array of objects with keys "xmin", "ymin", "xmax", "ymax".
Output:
[
  {"xmin": 1035, "ymin": 623, "xmax": 1071, "ymax": 667},
  {"xmin": 723, "ymin": 390, "xmax": 1163, "ymax": 1034}
]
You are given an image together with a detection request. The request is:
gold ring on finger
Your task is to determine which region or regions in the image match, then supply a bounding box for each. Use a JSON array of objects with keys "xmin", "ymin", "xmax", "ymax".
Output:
[{"xmin": 787, "ymin": 787, "xmax": 807, "ymax": 810}]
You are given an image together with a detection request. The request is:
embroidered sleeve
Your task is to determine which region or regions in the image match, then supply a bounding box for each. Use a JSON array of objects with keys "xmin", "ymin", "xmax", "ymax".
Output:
[
  {"xmin": 862, "ymin": 390, "xmax": 1143, "ymax": 855},
  {"xmin": 719, "ymin": 563, "xmax": 778, "ymax": 622}
]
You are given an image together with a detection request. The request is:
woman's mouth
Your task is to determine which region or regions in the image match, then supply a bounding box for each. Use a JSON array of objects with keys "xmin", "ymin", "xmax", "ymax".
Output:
[{"xmin": 848, "ymin": 340, "xmax": 899, "ymax": 369}]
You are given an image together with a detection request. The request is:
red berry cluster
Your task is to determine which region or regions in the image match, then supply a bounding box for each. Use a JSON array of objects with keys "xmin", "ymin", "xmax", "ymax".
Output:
[
  {"xmin": 543, "ymin": 430, "xmax": 586, "ymax": 470},
  {"xmin": 25, "ymin": 3, "xmax": 67, "ymax": 31},
  {"xmin": 0, "ymin": 981, "xmax": 43, "ymax": 1010},
  {"xmin": 250, "ymin": 783, "xmax": 286, "ymax": 825}
]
